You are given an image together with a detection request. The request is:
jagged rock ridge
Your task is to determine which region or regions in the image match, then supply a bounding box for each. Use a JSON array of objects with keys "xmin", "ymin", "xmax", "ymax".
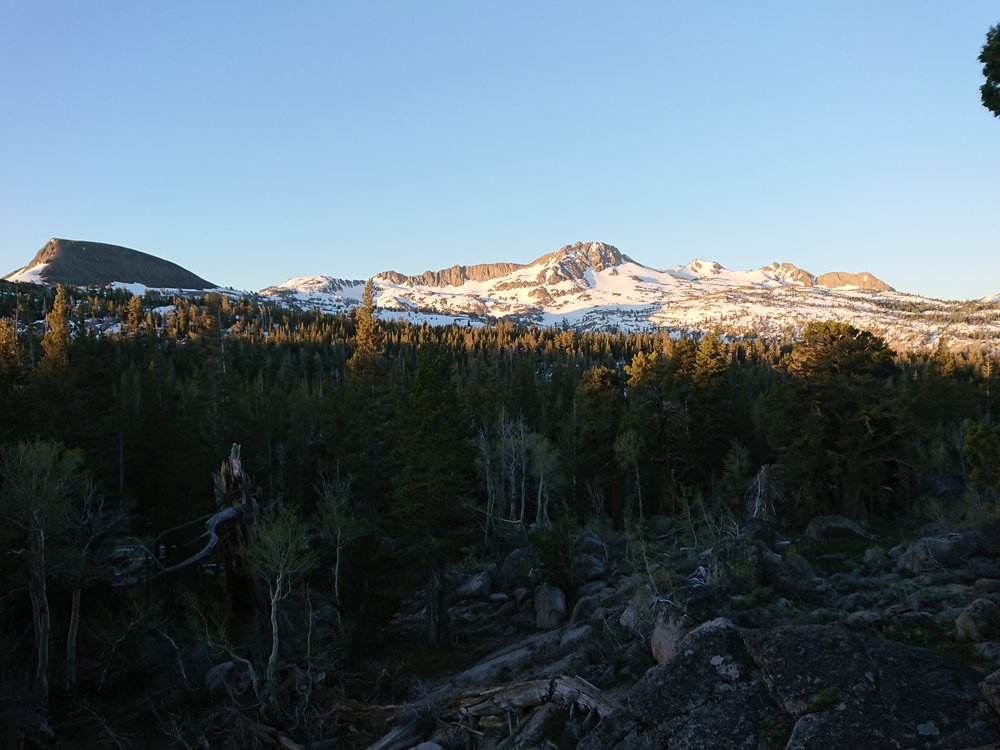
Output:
[{"xmin": 4, "ymin": 238, "xmax": 216, "ymax": 290}]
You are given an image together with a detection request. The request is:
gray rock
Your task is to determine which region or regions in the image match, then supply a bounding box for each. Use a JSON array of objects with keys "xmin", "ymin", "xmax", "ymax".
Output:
[
  {"xmin": 619, "ymin": 605, "xmax": 642, "ymax": 634},
  {"xmin": 845, "ymin": 609, "xmax": 885, "ymax": 630},
  {"xmin": 573, "ymin": 552, "xmax": 608, "ymax": 583},
  {"xmin": 742, "ymin": 625, "xmax": 876, "ymax": 715},
  {"xmin": 575, "ymin": 580, "xmax": 610, "ymax": 598},
  {"xmin": 534, "ymin": 584, "xmax": 566, "ymax": 629},
  {"xmin": 862, "ymin": 546, "xmax": 891, "ymax": 574},
  {"xmin": 627, "ymin": 618, "xmax": 752, "ymax": 726},
  {"xmin": 650, "ymin": 609, "xmax": 687, "ymax": 665},
  {"xmin": 205, "ymin": 660, "xmax": 251, "ymax": 699},
  {"xmin": 683, "ymin": 584, "xmax": 726, "ymax": 623},
  {"xmin": 889, "ymin": 610, "xmax": 936, "ymax": 635},
  {"xmin": 455, "ymin": 570, "xmax": 492, "ymax": 600},
  {"xmin": 975, "ymin": 578, "xmax": 1000, "ymax": 593},
  {"xmin": 569, "ymin": 594, "xmax": 599, "ymax": 625},
  {"xmin": 976, "ymin": 642, "xmax": 1000, "ymax": 665},
  {"xmin": 581, "ymin": 620, "xmax": 1000, "ymax": 750},
  {"xmin": 967, "ymin": 557, "xmax": 1000, "ymax": 579},
  {"xmin": 805, "ymin": 514, "xmax": 873, "ymax": 542},
  {"xmin": 785, "ymin": 696, "xmax": 896, "ymax": 750},
  {"xmin": 982, "ymin": 670, "xmax": 1000, "ymax": 716},
  {"xmin": 867, "ymin": 638, "xmax": 1000, "ymax": 748},
  {"xmin": 666, "ymin": 682, "xmax": 779, "ymax": 750},
  {"xmin": 956, "ymin": 598, "xmax": 1000, "ymax": 642},
  {"xmin": 499, "ymin": 547, "xmax": 536, "ymax": 587},
  {"xmin": 896, "ymin": 533, "xmax": 982, "ymax": 576}
]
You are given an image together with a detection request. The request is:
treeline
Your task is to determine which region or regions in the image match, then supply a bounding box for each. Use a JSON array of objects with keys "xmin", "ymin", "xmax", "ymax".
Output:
[{"xmin": 0, "ymin": 281, "xmax": 998, "ymax": 744}]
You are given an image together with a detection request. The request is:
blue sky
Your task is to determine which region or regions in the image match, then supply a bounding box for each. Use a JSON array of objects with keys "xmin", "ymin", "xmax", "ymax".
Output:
[{"xmin": 1, "ymin": 2, "xmax": 998, "ymax": 299}]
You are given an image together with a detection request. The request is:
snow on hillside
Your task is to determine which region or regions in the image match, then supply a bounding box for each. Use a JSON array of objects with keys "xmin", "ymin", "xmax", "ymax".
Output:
[
  {"xmin": 5, "ymin": 262, "xmax": 48, "ymax": 284},
  {"xmin": 258, "ymin": 243, "xmax": 1000, "ymax": 351}
]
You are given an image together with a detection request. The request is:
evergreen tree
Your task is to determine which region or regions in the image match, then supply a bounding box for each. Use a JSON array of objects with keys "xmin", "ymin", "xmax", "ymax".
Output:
[
  {"xmin": 389, "ymin": 342, "xmax": 476, "ymax": 645},
  {"xmin": 981, "ymin": 23, "xmax": 1000, "ymax": 117},
  {"xmin": 347, "ymin": 278, "xmax": 382, "ymax": 376},
  {"xmin": 41, "ymin": 285, "xmax": 72, "ymax": 370}
]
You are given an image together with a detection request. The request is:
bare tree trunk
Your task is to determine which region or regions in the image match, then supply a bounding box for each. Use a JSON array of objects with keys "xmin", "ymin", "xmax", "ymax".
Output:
[
  {"xmin": 334, "ymin": 529, "xmax": 343, "ymax": 610},
  {"xmin": 425, "ymin": 568, "xmax": 450, "ymax": 646},
  {"xmin": 535, "ymin": 475, "xmax": 546, "ymax": 527},
  {"xmin": 29, "ymin": 536, "xmax": 50, "ymax": 699},
  {"xmin": 266, "ymin": 581, "xmax": 281, "ymax": 686},
  {"xmin": 66, "ymin": 586, "xmax": 81, "ymax": 691}
]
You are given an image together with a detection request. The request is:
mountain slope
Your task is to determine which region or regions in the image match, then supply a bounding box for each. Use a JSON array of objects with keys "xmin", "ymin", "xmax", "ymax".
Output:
[
  {"xmin": 262, "ymin": 241, "xmax": 998, "ymax": 351},
  {"xmin": 3, "ymin": 238, "xmax": 216, "ymax": 289}
]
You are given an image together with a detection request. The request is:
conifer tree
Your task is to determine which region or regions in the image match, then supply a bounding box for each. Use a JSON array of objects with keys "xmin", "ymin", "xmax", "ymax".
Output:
[
  {"xmin": 390, "ymin": 342, "xmax": 476, "ymax": 645},
  {"xmin": 41, "ymin": 285, "xmax": 72, "ymax": 369},
  {"xmin": 347, "ymin": 278, "xmax": 382, "ymax": 376}
]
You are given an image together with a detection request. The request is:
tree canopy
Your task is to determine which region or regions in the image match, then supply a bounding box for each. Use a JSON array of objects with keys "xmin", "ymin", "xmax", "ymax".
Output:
[{"xmin": 981, "ymin": 23, "xmax": 1000, "ymax": 118}]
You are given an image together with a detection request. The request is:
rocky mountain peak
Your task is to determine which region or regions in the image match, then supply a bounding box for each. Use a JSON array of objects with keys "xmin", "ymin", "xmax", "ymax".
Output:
[
  {"xmin": 765, "ymin": 261, "xmax": 816, "ymax": 286},
  {"xmin": 815, "ymin": 270, "xmax": 894, "ymax": 292},
  {"xmin": 541, "ymin": 242, "xmax": 628, "ymax": 272},
  {"xmin": 4, "ymin": 238, "xmax": 215, "ymax": 290},
  {"xmin": 378, "ymin": 261, "xmax": 527, "ymax": 288}
]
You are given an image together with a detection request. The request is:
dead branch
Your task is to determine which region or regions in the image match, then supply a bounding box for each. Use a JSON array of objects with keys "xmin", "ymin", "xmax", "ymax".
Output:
[{"xmin": 316, "ymin": 674, "xmax": 620, "ymax": 749}]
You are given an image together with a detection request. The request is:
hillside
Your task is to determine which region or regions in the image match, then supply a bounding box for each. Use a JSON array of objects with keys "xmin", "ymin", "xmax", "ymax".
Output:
[{"xmin": 3, "ymin": 238, "xmax": 216, "ymax": 290}]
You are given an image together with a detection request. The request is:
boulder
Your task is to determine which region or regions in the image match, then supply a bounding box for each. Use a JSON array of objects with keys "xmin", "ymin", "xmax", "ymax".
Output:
[
  {"xmin": 619, "ymin": 605, "xmax": 642, "ymax": 634},
  {"xmin": 982, "ymin": 670, "xmax": 1000, "ymax": 716},
  {"xmin": 573, "ymin": 553, "xmax": 608, "ymax": 583},
  {"xmin": 862, "ymin": 546, "xmax": 891, "ymax": 574},
  {"xmin": 867, "ymin": 638, "xmax": 1000, "ymax": 748},
  {"xmin": 650, "ymin": 609, "xmax": 688, "ymax": 665},
  {"xmin": 534, "ymin": 584, "xmax": 566, "ymax": 630},
  {"xmin": 455, "ymin": 569, "xmax": 492, "ymax": 600},
  {"xmin": 683, "ymin": 584, "xmax": 727, "ymax": 623},
  {"xmin": 896, "ymin": 533, "xmax": 983, "ymax": 576},
  {"xmin": 578, "ymin": 622, "xmax": 1000, "ymax": 750},
  {"xmin": 978, "ymin": 642, "xmax": 1000, "ymax": 665},
  {"xmin": 975, "ymin": 578, "xmax": 1000, "ymax": 594},
  {"xmin": 784, "ymin": 696, "xmax": 896, "ymax": 750},
  {"xmin": 742, "ymin": 625, "xmax": 876, "ymax": 715},
  {"xmin": 805, "ymin": 515, "xmax": 873, "ymax": 542},
  {"xmin": 956, "ymin": 598, "xmax": 1000, "ymax": 642},
  {"xmin": 205, "ymin": 661, "xmax": 251, "ymax": 700},
  {"xmin": 628, "ymin": 618, "xmax": 754, "ymax": 727},
  {"xmin": 498, "ymin": 547, "xmax": 536, "ymax": 587}
]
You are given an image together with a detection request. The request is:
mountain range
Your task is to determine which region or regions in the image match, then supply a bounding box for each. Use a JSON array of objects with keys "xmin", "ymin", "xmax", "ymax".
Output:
[{"xmin": 5, "ymin": 238, "xmax": 1000, "ymax": 351}]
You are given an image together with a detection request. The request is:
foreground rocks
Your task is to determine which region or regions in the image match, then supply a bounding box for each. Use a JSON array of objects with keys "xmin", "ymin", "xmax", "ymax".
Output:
[
  {"xmin": 581, "ymin": 620, "xmax": 1000, "ymax": 750},
  {"xmin": 354, "ymin": 519, "xmax": 1000, "ymax": 750}
]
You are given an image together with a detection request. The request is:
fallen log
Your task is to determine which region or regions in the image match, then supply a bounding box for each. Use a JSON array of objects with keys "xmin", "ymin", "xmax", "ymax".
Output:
[
  {"xmin": 316, "ymin": 675, "xmax": 621, "ymax": 750},
  {"xmin": 449, "ymin": 675, "xmax": 619, "ymax": 720}
]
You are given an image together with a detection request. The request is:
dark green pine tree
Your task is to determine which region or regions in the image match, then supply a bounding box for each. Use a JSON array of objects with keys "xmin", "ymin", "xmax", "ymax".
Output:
[
  {"xmin": 390, "ymin": 341, "xmax": 476, "ymax": 645},
  {"xmin": 763, "ymin": 321, "xmax": 906, "ymax": 521},
  {"xmin": 981, "ymin": 23, "xmax": 1000, "ymax": 117}
]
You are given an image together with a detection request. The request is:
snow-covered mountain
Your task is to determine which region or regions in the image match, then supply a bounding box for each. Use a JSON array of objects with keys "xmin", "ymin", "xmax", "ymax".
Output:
[
  {"xmin": 260, "ymin": 241, "xmax": 999, "ymax": 351},
  {"xmin": 7, "ymin": 238, "xmax": 1000, "ymax": 351}
]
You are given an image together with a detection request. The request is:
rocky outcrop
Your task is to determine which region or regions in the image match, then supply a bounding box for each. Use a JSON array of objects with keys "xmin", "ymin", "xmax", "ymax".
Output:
[
  {"xmin": 379, "ymin": 262, "xmax": 525, "ymax": 288},
  {"xmin": 534, "ymin": 242, "xmax": 630, "ymax": 285},
  {"xmin": 815, "ymin": 270, "xmax": 894, "ymax": 292},
  {"xmin": 4, "ymin": 238, "xmax": 216, "ymax": 289},
  {"xmin": 581, "ymin": 621, "xmax": 1000, "ymax": 750}
]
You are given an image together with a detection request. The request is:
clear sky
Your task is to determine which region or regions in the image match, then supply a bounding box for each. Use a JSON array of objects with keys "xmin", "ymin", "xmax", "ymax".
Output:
[{"xmin": 1, "ymin": 2, "xmax": 998, "ymax": 300}]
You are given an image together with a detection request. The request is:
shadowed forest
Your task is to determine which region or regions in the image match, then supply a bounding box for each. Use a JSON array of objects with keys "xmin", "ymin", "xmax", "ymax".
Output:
[{"xmin": 2, "ymin": 281, "xmax": 1000, "ymax": 748}]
